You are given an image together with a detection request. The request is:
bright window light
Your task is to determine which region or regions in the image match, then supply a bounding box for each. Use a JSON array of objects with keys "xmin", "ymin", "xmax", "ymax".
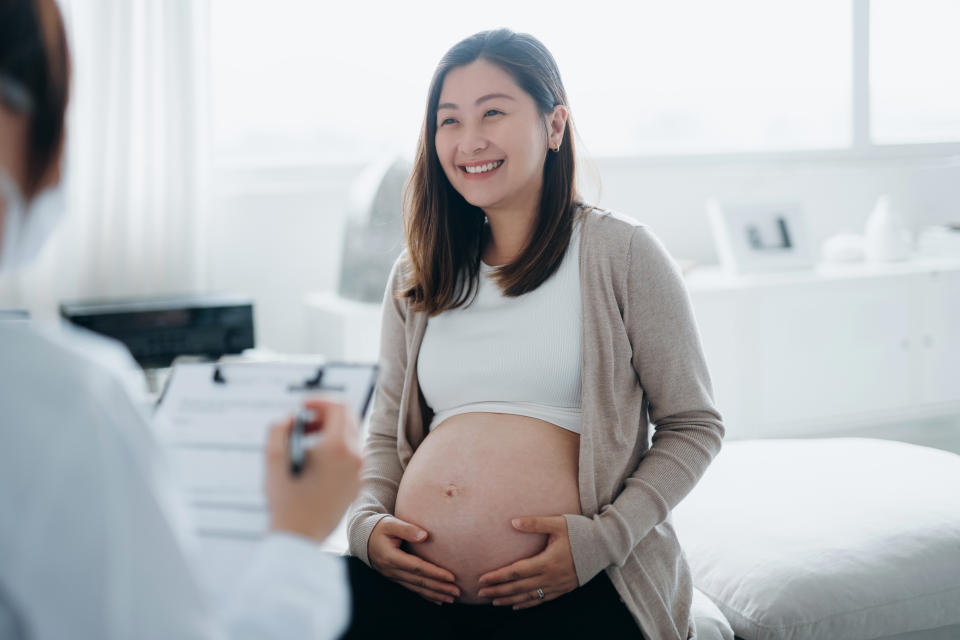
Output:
[
  {"xmin": 210, "ymin": 0, "xmax": 852, "ymax": 161},
  {"xmin": 870, "ymin": 0, "xmax": 960, "ymax": 144}
]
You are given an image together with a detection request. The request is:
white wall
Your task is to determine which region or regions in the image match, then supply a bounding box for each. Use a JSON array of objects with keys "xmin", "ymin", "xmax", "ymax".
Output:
[
  {"xmin": 207, "ymin": 153, "xmax": 960, "ymax": 353},
  {"xmin": 206, "ymin": 163, "xmax": 358, "ymax": 353}
]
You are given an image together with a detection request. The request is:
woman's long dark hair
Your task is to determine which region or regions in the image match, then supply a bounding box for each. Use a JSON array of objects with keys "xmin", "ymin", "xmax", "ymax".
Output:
[
  {"xmin": 0, "ymin": 0, "xmax": 70, "ymax": 197},
  {"xmin": 401, "ymin": 28, "xmax": 582, "ymax": 316}
]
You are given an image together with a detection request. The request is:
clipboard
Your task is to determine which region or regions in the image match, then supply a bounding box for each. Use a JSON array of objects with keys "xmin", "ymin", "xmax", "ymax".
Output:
[{"xmin": 152, "ymin": 360, "xmax": 377, "ymax": 516}]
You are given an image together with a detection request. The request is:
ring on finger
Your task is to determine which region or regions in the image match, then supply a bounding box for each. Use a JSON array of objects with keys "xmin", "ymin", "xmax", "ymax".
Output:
[{"xmin": 536, "ymin": 587, "xmax": 545, "ymax": 600}]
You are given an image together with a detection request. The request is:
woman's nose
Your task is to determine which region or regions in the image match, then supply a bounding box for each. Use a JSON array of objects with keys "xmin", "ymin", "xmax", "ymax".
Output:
[{"xmin": 458, "ymin": 126, "xmax": 489, "ymax": 155}]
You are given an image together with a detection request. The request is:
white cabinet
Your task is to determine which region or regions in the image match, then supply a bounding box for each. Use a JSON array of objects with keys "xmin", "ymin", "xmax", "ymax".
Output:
[
  {"xmin": 686, "ymin": 259, "xmax": 960, "ymax": 438},
  {"xmin": 921, "ymin": 269, "xmax": 960, "ymax": 405}
]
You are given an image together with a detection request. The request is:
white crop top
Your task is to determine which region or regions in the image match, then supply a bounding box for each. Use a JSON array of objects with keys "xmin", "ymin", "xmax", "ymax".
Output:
[{"xmin": 417, "ymin": 220, "xmax": 583, "ymax": 433}]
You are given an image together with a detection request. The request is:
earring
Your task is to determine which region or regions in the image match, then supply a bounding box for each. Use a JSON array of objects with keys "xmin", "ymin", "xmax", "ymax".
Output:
[{"xmin": 554, "ymin": 143, "xmax": 561, "ymax": 152}]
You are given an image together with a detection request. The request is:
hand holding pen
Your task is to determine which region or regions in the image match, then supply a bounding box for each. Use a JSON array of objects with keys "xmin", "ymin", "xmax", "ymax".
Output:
[{"xmin": 265, "ymin": 399, "xmax": 363, "ymax": 543}]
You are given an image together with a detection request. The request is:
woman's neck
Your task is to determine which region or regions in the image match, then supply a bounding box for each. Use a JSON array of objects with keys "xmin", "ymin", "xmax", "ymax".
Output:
[{"xmin": 481, "ymin": 189, "xmax": 540, "ymax": 267}]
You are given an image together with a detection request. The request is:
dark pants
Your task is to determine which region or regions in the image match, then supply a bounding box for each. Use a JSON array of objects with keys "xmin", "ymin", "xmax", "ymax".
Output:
[{"xmin": 340, "ymin": 555, "xmax": 645, "ymax": 639}]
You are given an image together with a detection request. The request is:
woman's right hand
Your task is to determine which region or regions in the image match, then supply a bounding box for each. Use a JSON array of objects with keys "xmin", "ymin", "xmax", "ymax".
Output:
[
  {"xmin": 266, "ymin": 400, "xmax": 363, "ymax": 543},
  {"xmin": 368, "ymin": 516, "xmax": 460, "ymax": 604}
]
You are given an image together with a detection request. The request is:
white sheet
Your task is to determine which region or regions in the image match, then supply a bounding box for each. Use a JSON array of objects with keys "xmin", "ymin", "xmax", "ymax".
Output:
[{"xmin": 674, "ymin": 438, "xmax": 960, "ymax": 640}]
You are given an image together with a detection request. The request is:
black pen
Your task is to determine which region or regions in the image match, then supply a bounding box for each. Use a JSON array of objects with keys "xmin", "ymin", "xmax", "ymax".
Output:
[{"xmin": 289, "ymin": 407, "xmax": 314, "ymax": 476}]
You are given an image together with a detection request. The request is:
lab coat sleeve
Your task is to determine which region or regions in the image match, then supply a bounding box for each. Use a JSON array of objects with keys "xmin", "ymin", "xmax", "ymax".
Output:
[
  {"xmin": 95, "ymin": 369, "xmax": 352, "ymax": 640},
  {"xmin": 221, "ymin": 534, "xmax": 350, "ymax": 640}
]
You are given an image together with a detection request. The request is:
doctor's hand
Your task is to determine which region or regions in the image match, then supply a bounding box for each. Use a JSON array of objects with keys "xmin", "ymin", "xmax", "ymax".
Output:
[
  {"xmin": 368, "ymin": 516, "xmax": 461, "ymax": 605},
  {"xmin": 477, "ymin": 516, "xmax": 579, "ymax": 609},
  {"xmin": 266, "ymin": 399, "xmax": 363, "ymax": 543}
]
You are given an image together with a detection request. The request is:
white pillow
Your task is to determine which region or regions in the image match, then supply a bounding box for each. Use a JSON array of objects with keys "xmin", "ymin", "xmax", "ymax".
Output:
[
  {"xmin": 692, "ymin": 586, "xmax": 735, "ymax": 640},
  {"xmin": 672, "ymin": 438, "xmax": 960, "ymax": 640}
]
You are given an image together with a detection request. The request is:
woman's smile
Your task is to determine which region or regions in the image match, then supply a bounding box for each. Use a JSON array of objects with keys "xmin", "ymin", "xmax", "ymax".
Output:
[{"xmin": 459, "ymin": 159, "xmax": 504, "ymax": 178}]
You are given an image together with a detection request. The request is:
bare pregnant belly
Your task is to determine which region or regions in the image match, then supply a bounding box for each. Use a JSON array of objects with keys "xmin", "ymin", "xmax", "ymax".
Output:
[{"xmin": 394, "ymin": 412, "xmax": 582, "ymax": 604}]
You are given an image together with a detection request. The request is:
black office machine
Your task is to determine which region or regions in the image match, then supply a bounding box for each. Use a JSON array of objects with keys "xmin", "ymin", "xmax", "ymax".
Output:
[{"xmin": 60, "ymin": 294, "xmax": 255, "ymax": 369}]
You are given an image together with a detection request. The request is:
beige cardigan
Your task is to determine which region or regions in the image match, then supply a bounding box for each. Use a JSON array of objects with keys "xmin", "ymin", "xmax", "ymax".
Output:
[{"xmin": 347, "ymin": 207, "xmax": 725, "ymax": 639}]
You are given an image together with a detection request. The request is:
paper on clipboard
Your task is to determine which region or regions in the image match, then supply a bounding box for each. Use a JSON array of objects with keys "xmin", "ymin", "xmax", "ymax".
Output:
[
  {"xmin": 155, "ymin": 362, "xmax": 323, "ymax": 447},
  {"xmin": 152, "ymin": 360, "xmax": 376, "ymax": 511}
]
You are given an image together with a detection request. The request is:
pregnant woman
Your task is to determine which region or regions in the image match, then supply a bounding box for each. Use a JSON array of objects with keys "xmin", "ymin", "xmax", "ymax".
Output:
[{"xmin": 342, "ymin": 29, "xmax": 724, "ymax": 640}]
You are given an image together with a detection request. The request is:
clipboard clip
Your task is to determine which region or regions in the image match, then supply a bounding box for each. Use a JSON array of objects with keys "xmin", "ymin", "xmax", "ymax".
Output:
[
  {"xmin": 211, "ymin": 364, "xmax": 344, "ymax": 393},
  {"xmin": 287, "ymin": 367, "xmax": 345, "ymax": 393}
]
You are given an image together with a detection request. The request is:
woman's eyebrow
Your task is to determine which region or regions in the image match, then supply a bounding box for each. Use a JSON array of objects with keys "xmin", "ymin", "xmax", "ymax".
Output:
[
  {"xmin": 475, "ymin": 92, "xmax": 516, "ymax": 105},
  {"xmin": 437, "ymin": 93, "xmax": 517, "ymax": 111}
]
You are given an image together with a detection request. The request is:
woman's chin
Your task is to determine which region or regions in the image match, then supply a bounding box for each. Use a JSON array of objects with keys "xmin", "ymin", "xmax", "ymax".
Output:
[{"xmin": 460, "ymin": 191, "xmax": 503, "ymax": 210}]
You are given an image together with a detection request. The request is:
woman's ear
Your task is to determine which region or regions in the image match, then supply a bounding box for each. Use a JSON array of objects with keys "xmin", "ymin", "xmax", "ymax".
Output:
[{"xmin": 547, "ymin": 105, "xmax": 568, "ymax": 151}]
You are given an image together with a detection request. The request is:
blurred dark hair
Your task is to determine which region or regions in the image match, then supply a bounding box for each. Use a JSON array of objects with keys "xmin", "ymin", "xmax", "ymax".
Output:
[
  {"xmin": 401, "ymin": 28, "xmax": 583, "ymax": 316},
  {"xmin": 0, "ymin": 0, "xmax": 70, "ymax": 197}
]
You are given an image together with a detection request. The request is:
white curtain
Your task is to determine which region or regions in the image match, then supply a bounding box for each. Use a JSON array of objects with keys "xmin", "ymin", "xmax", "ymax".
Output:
[{"xmin": 0, "ymin": 0, "xmax": 210, "ymax": 320}]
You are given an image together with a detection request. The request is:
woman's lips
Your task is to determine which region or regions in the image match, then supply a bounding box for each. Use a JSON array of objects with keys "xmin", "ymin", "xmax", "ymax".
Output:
[{"xmin": 458, "ymin": 159, "xmax": 504, "ymax": 179}]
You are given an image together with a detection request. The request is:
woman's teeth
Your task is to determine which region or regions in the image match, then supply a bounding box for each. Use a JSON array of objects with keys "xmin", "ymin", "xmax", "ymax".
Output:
[{"xmin": 464, "ymin": 160, "xmax": 504, "ymax": 174}]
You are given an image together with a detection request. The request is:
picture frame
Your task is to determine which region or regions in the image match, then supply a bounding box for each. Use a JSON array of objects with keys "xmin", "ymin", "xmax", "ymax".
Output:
[{"xmin": 706, "ymin": 198, "xmax": 815, "ymax": 275}]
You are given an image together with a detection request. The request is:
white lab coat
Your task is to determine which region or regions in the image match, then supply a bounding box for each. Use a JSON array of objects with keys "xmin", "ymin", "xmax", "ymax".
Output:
[{"xmin": 0, "ymin": 318, "xmax": 350, "ymax": 640}]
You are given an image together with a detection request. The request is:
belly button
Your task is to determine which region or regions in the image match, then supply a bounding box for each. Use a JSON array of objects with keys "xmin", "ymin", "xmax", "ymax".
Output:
[{"xmin": 443, "ymin": 483, "xmax": 460, "ymax": 498}]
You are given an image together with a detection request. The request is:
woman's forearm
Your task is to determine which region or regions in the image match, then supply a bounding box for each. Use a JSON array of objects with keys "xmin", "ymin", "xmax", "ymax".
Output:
[
  {"xmin": 563, "ymin": 408, "xmax": 723, "ymax": 584},
  {"xmin": 346, "ymin": 430, "xmax": 403, "ymax": 564},
  {"xmin": 346, "ymin": 256, "xmax": 411, "ymax": 564}
]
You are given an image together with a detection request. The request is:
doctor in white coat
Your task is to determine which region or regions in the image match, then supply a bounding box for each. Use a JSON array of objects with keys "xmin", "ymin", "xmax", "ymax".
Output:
[{"xmin": 0, "ymin": 1, "xmax": 362, "ymax": 638}]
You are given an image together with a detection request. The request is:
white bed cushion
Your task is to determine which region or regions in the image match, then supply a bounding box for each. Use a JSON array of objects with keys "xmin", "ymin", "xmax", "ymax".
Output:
[
  {"xmin": 692, "ymin": 586, "xmax": 735, "ymax": 640},
  {"xmin": 671, "ymin": 438, "xmax": 960, "ymax": 640}
]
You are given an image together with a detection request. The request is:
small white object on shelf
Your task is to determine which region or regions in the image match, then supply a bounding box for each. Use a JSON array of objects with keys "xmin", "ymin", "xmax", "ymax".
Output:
[
  {"xmin": 864, "ymin": 194, "xmax": 911, "ymax": 262},
  {"xmin": 820, "ymin": 232, "xmax": 866, "ymax": 264}
]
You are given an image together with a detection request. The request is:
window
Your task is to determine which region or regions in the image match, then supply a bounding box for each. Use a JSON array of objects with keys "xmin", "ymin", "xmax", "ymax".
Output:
[
  {"xmin": 210, "ymin": 0, "xmax": 956, "ymax": 162},
  {"xmin": 870, "ymin": 0, "xmax": 960, "ymax": 144},
  {"xmin": 562, "ymin": 1, "xmax": 851, "ymax": 155}
]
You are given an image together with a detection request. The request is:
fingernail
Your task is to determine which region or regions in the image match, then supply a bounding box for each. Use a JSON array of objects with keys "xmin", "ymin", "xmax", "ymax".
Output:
[
  {"xmin": 492, "ymin": 599, "xmax": 502, "ymax": 606},
  {"xmin": 478, "ymin": 590, "xmax": 487, "ymax": 598},
  {"xmin": 512, "ymin": 519, "xmax": 522, "ymax": 528},
  {"xmin": 416, "ymin": 531, "xmax": 427, "ymax": 540}
]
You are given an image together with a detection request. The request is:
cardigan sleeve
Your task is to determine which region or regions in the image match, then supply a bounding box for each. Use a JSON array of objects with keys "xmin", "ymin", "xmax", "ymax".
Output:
[
  {"xmin": 564, "ymin": 225, "xmax": 725, "ymax": 585},
  {"xmin": 346, "ymin": 257, "xmax": 409, "ymax": 565}
]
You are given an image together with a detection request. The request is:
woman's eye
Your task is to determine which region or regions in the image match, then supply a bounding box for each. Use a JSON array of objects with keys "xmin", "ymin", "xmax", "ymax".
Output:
[
  {"xmin": 439, "ymin": 117, "xmax": 457, "ymax": 126},
  {"xmin": 484, "ymin": 109, "xmax": 503, "ymax": 117}
]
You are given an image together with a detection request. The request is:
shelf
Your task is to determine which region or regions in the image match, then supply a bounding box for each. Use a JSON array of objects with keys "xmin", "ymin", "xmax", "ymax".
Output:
[{"xmin": 685, "ymin": 256, "xmax": 960, "ymax": 292}]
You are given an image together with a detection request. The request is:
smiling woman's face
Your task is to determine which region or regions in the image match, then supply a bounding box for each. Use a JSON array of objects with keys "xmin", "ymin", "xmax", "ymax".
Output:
[{"xmin": 434, "ymin": 59, "xmax": 550, "ymax": 213}]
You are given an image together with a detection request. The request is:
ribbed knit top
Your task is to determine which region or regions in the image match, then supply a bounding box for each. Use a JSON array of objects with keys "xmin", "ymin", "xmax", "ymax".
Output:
[{"xmin": 417, "ymin": 219, "xmax": 583, "ymax": 433}]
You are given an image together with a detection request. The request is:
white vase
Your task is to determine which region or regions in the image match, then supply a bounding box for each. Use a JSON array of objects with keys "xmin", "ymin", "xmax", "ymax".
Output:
[{"xmin": 864, "ymin": 195, "xmax": 910, "ymax": 262}]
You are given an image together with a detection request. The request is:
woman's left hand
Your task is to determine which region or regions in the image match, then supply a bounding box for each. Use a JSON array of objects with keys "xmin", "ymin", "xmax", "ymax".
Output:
[{"xmin": 476, "ymin": 515, "xmax": 579, "ymax": 610}]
